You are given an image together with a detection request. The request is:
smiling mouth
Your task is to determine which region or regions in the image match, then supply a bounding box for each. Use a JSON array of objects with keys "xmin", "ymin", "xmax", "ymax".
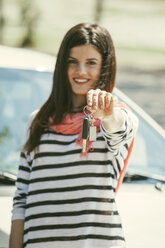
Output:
[{"xmin": 73, "ymin": 78, "xmax": 89, "ymax": 84}]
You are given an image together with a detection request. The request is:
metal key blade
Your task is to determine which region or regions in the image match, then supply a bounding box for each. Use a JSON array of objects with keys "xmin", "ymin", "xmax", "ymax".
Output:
[{"xmin": 82, "ymin": 117, "xmax": 89, "ymax": 153}]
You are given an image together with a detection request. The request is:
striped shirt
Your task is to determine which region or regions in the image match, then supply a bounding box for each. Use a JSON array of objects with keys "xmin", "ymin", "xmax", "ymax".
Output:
[{"xmin": 12, "ymin": 108, "xmax": 138, "ymax": 248}]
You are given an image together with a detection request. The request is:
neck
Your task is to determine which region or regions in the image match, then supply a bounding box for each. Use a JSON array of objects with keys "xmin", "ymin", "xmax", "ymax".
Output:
[{"xmin": 71, "ymin": 94, "xmax": 86, "ymax": 112}]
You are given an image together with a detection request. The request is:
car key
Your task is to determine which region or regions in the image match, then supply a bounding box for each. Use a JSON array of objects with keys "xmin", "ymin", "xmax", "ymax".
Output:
[
  {"xmin": 89, "ymin": 125, "xmax": 96, "ymax": 141},
  {"xmin": 82, "ymin": 116, "xmax": 89, "ymax": 153},
  {"xmin": 88, "ymin": 114, "xmax": 96, "ymax": 141}
]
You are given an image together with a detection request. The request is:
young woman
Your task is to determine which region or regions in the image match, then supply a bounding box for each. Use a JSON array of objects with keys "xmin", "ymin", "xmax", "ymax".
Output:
[{"xmin": 10, "ymin": 23, "xmax": 138, "ymax": 248}]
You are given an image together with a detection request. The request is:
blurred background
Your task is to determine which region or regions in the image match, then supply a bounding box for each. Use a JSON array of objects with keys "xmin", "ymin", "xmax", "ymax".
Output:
[
  {"xmin": 0, "ymin": 2, "xmax": 165, "ymax": 247},
  {"xmin": 0, "ymin": 0, "xmax": 165, "ymax": 128}
]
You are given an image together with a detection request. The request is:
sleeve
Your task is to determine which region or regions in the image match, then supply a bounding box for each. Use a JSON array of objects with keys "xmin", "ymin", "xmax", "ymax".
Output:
[
  {"xmin": 11, "ymin": 151, "xmax": 32, "ymax": 220},
  {"xmin": 11, "ymin": 110, "xmax": 37, "ymax": 220},
  {"xmin": 101, "ymin": 107, "xmax": 138, "ymax": 180}
]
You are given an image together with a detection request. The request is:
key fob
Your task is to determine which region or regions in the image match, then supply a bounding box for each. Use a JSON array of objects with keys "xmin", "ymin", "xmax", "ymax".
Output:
[{"xmin": 89, "ymin": 126, "xmax": 96, "ymax": 141}]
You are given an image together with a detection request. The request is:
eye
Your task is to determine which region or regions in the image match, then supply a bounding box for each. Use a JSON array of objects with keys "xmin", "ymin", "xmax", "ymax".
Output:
[
  {"xmin": 68, "ymin": 59, "xmax": 77, "ymax": 64},
  {"xmin": 87, "ymin": 60, "xmax": 97, "ymax": 65}
]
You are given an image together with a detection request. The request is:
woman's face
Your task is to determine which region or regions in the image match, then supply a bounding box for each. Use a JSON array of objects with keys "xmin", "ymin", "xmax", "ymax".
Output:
[{"xmin": 67, "ymin": 45, "xmax": 102, "ymax": 98}]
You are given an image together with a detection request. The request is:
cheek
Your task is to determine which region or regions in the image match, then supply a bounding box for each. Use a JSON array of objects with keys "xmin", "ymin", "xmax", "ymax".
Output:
[
  {"xmin": 92, "ymin": 68, "xmax": 101, "ymax": 81},
  {"xmin": 67, "ymin": 67, "xmax": 73, "ymax": 80}
]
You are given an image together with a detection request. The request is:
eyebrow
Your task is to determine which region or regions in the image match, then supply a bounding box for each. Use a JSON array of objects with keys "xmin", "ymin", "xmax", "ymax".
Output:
[
  {"xmin": 68, "ymin": 56, "xmax": 99, "ymax": 61},
  {"xmin": 87, "ymin": 58, "xmax": 99, "ymax": 61}
]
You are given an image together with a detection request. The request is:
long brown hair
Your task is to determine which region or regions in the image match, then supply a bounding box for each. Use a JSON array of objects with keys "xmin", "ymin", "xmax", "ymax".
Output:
[{"xmin": 24, "ymin": 23, "xmax": 117, "ymax": 154}]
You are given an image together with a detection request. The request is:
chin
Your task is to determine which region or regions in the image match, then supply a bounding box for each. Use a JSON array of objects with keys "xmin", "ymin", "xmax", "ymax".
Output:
[
  {"xmin": 73, "ymin": 91, "xmax": 87, "ymax": 96},
  {"xmin": 72, "ymin": 87, "xmax": 89, "ymax": 95}
]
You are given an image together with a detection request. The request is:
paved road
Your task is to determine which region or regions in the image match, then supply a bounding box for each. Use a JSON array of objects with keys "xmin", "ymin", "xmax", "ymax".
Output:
[{"xmin": 117, "ymin": 66, "xmax": 165, "ymax": 130}]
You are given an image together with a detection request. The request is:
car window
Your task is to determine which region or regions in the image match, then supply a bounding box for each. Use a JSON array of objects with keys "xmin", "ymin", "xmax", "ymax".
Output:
[
  {"xmin": 1, "ymin": 68, "xmax": 165, "ymax": 179},
  {"xmin": 127, "ymin": 112, "xmax": 165, "ymax": 177},
  {"xmin": 0, "ymin": 68, "xmax": 52, "ymax": 174}
]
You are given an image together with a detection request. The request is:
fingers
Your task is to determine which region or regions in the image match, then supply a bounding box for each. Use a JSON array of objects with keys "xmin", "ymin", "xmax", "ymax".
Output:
[
  {"xmin": 87, "ymin": 89, "xmax": 114, "ymax": 111},
  {"xmin": 99, "ymin": 91, "xmax": 106, "ymax": 109},
  {"xmin": 105, "ymin": 93, "xmax": 111, "ymax": 108},
  {"xmin": 87, "ymin": 89, "xmax": 100, "ymax": 109}
]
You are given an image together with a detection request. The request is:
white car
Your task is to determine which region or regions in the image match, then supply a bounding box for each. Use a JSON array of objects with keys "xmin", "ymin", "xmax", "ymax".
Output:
[{"xmin": 0, "ymin": 45, "xmax": 165, "ymax": 248}]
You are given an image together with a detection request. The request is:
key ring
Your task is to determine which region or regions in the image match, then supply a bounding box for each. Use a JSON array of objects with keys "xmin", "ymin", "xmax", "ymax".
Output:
[
  {"xmin": 83, "ymin": 105, "xmax": 90, "ymax": 117},
  {"xmin": 83, "ymin": 105, "xmax": 95, "ymax": 126}
]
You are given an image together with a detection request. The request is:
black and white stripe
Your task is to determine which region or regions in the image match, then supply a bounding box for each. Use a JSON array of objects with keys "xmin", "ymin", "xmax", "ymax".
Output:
[{"xmin": 12, "ymin": 108, "xmax": 138, "ymax": 248}]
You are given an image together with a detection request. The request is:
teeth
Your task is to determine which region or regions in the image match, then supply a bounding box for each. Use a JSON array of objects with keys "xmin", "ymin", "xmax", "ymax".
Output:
[{"xmin": 74, "ymin": 78, "xmax": 88, "ymax": 83}]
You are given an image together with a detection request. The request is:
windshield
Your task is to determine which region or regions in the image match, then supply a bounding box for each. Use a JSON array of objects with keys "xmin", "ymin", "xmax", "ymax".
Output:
[
  {"xmin": 0, "ymin": 68, "xmax": 165, "ymax": 179},
  {"xmin": 0, "ymin": 68, "xmax": 52, "ymax": 174},
  {"xmin": 126, "ymin": 111, "xmax": 165, "ymax": 178}
]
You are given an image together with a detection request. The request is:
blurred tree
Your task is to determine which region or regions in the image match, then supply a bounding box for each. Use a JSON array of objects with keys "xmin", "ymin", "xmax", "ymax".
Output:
[
  {"xmin": 0, "ymin": 0, "xmax": 5, "ymax": 43},
  {"xmin": 94, "ymin": 0, "xmax": 104, "ymax": 23},
  {"xmin": 18, "ymin": 0, "xmax": 40, "ymax": 47}
]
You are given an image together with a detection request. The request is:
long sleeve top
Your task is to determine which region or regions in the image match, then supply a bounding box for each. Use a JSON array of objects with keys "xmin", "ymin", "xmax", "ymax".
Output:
[{"xmin": 12, "ymin": 108, "xmax": 138, "ymax": 248}]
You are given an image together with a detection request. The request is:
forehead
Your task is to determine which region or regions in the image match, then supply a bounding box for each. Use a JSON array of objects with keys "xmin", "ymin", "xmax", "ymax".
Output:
[{"xmin": 69, "ymin": 45, "xmax": 102, "ymax": 59}]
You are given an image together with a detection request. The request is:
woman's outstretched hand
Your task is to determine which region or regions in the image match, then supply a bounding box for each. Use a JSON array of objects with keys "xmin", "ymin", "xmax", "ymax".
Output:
[
  {"xmin": 87, "ymin": 89, "xmax": 117, "ymax": 119},
  {"xmin": 87, "ymin": 89, "xmax": 124, "ymax": 132}
]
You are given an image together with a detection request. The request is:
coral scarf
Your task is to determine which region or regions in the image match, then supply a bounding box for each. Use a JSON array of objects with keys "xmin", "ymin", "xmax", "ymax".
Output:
[{"xmin": 49, "ymin": 112, "xmax": 101, "ymax": 156}]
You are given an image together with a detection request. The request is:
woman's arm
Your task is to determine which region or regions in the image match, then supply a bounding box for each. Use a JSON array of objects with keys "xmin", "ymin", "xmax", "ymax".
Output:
[
  {"xmin": 9, "ymin": 150, "xmax": 32, "ymax": 247},
  {"xmin": 102, "ymin": 107, "xmax": 125, "ymax": 133},
  {"xmin": 9, "ymin": 113, "xmax": 35, "ymax": 247},
  {"xmin": 101, "ymin": 107, "xmax": 138, "ymax": 179},
  {"xmin": 9, "ymin": 219, "xmax": 24, "ymax": 248}
]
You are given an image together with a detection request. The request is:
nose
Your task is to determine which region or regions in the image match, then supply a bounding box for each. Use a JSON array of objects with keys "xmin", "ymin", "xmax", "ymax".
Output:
[{"xmin": 77, "ymin": 63, "xmax": 87, "ymax": 75}]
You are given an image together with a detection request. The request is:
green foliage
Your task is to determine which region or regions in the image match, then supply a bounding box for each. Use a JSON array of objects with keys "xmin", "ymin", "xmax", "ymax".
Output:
[
  {"xmin": 18, "ymin": 0, "xmax": 40, "ymax": 47},
  {"xmin": 0, "ymin": 0, "xmax": 165, "ymax": 68}
]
